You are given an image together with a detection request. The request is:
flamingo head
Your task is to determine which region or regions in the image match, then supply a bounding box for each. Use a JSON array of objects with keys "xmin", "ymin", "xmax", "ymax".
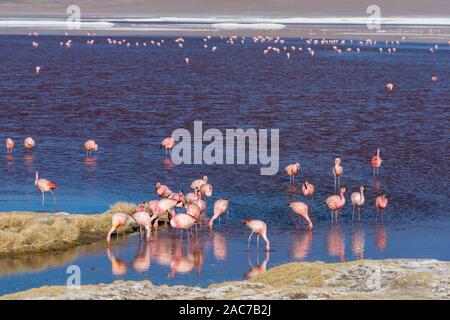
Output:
[
  {"xmin": 340, "ymin": 186, "xmax": 347, "ymax": 194},
  {"xmin": 360, "ymin": 185, "xmax": 365, "ymax": 191},
  {"xmin": 335, "ymin": 158, "xmax": 341, "ymax": 165},
  {"xmin": 203, "ymin": 175, "xmax": 208, "ymax": 182},
  {"xmin": 287, "ymin": 202, "xmax": 292, "ymax": 207},
  {"xmin": 242, "ymin": 219, "xmax": 250, "ymax": 225},
  {"xmin": 155, "ymin": 182, "xmax": 161, "ymax": 189},
  {"xmin": 295, "ymin": 162, "xmax": 300, "ymax": 169}
]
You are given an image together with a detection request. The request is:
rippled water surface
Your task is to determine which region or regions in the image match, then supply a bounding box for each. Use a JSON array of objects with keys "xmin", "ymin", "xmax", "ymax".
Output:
[{"xmin": 0, "ymin": 35, "xmax": 449, "ymax": 295}]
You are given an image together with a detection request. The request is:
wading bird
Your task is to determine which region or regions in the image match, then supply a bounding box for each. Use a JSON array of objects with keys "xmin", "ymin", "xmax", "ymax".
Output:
[
  {"xmin": 160, "ymin": 136, "xmax": 175, "ymax": 155},
  {"xmin": 189, "ymin": 176, "xmax": 208, "ymax": 190},
  {"xmin": 301, "ymin": 181, "xmax": 314, "ymax": 201},
  {"xmin": 371, "ymin": 148, "xmax": 383, "ymax": 176},
  {"xmin": 386, "ymin": 83, "xmax": 394, "ymax": 92},
  {"xmin": 351, "ymin": 185, "xmax": 365, "ymax": 222},
  {"xmin": 209, "ymin": 198, "xmax": 229, "ymax": 228},
  {"xmin": 243, "ymin": 219, "xmax": 270, "ymax": 251},
  {"xmin": 5, "ymin": 138, "xmax": 15, "ymax": 154},
  {"xmin": 332, "ymin": 158, "xmax": 344, "ymax": 192},
  {"xmin": 24, "ymin": 137, "xmax": 35, "ymax": 151},
  {"xmin": 107, "ymin": 212, "xmax": 129, "ymax": 244},
  {"xmin": 84, "ymin": 139, "xmax": 98, "ymax": 156},
  {"xmin": 285, "ymin": 162, "xmax": 300, "ymax": 184},
  {"xmin": 375, "ymin": 194, "xmax": 388, "ymax": 218},
  {"xmin": 324, "ymin": 187, "xmax": 347, "ymax": 223},
  {"xmin": 35, "ymin": 171, "xmax": 58, "ymax": 211},
  {"xmin": 287, "ymin": 201, "xmax": 313, "ymax": 230}
]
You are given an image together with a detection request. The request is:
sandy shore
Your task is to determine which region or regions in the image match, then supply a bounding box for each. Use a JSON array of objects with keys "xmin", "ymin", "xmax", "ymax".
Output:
[{"xmin": 1, "ymin": 259, "xmax": 448, "ymax": 300}]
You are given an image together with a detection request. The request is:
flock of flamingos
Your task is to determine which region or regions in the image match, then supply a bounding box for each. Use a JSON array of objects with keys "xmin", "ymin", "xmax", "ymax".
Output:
[
  {"xmin": 6, "ymin": 32, "xmax": 445, "ymax": 253},
  {"xmin": 5, "ymin": 134, "xmax": 387, "ymax": 253}
]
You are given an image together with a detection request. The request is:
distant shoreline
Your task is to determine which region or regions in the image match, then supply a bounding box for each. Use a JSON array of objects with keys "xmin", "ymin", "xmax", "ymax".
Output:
[{"xmin": 0, "ymin": 23, "xmax": 449, "ymax": 44}]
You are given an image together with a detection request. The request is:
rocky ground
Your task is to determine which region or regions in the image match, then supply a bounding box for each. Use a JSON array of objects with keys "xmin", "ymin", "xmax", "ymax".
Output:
[{"xmin": 2, "ymin": 259, "xmax": 449, "ymax": 300}]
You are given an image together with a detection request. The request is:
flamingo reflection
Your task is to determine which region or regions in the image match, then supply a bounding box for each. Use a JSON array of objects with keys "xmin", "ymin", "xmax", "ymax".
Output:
[
  {"xmin": 290, "ymin": 230, "xmax": 313, "ymax": 260},
  {"xmin": 167, "ymin": 238, "xmax": 204, "ymax": 279},
  {"xmin": 327, "ymin": 226, "xmax": 346, "ymax": 262},
  {"xmin": 245, "ymin": 251, "xmax": 270, "ymax": 279},
  {"xmin": 132, "ymin": 241, "xmax": 151, "ymax": 273},
  {"xmin": 24, "ymin": 153, "xmax": 34, "ymax": 170},
  {"xmin": 106, "ymin": 247, "xmax": 127, "ymax": 276},
  {"xmin": 375, "ymin": 223, "xmax": 388, "ymax": 252},
  {"xmin": 212, "ymin": 232, "xmax": 228, "ymax": 260},
  {"xmin": 351, "ymin": 228, "xmax": 365, "ymax": 259},
  {"xmin": 84, "ymin": 156, "xmax": 97, "ymax": 168},
  {"xmin": 163, "ymin": 157, "xmax": 175, "ymax": 170}
]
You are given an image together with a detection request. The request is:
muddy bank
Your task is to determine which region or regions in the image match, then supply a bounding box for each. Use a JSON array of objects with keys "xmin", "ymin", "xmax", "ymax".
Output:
[{"xmin": 2, "ymin": 259, "xmax": 449, "ymax": 300}]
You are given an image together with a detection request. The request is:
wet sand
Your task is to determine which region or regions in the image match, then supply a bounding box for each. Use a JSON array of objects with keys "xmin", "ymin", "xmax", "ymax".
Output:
[{"xmin": 2, "ymin": 259, "xmax": 449, "ymax": 300}]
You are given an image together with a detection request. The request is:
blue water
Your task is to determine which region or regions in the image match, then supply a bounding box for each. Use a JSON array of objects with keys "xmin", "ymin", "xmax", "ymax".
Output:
[{"xmin": 0, "ymin": 35, "xmax": 449, "ymax": 295}]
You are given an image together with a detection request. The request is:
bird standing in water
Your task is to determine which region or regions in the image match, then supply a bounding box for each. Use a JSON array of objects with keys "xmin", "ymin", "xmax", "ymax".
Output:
[
  {"xmin": 351, "ymin": 185, "xmax": 365, "ymax": 222},
  {"xmin": 24, "ymin": 137, "xmax": 35, "ymax": 152},
  {"xmin": 243, "ymin": 219, "xmax": 270, "ymax": 252},
  {"xmin": 301, "ymin": 181, "xmax": 315, "ymax": 202},
  {"xmin": 285, "ymin": 162, "xmax": 300, "ymax": 184},
  {"xmin": 332, "ymin": 158, "xmax": 344, "ymax": 192},
  {"xmin": 160, "ymin": 136, "xmax": 175, "ymax": 156},
  {"xmin": 324, "ymin": 187, "xmax": 347, "ymax": 223},
  {"xmin": 5, "ymin": 138, "xmax": 15, "ymax": 154},
  {"xmin": 375, "ymin": 194, "xmax": 388, "ymax": 219},
  {"xmin": 371, "ymin": 148, "xmax": 383, "ymax": 176},
  {"xmin": 35, "ymin": 171, "xmax": 58, "ymax": 211},
  {"xmin": 287, "ymin": 201, "xmax": 313, "ymax": 230}
]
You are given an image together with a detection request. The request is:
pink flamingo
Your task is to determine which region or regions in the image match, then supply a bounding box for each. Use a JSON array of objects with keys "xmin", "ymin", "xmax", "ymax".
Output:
[
  {"xmin": 184, "ymin": 203, "xmax": 202, "ymax": 220},
  {"xmin": 386, "ymin": 83, "xmax": 394, "ymax": 92},
  {"xmin": 106, "ymin": 212, "xmax": 129, "ymax": 244},
  {"xmin": 209, "ymin": 198, "xmax": 229, "ymax": 228},
  {"xmin": 170, "ymin": 213, "xmax": 198, "ymax": 240},
  {"xmin": 301, "ymin": 181, "xmax": 314, "ymax": 201},
  {"xmin": 35, "ymin": 171, "xmax": 58, "ymax": 210},
  {"xmin": 185, "ymin": 190, "xmax": 199, "ymax": 204},
  {"xmin": 131, "ymin": 210, "xmax": 152, "ymax": 242},
  {"xmin": 332, "ymin": 158, "xmax": 344, "ymax": 192},
  {"xmin": 84, "ymin": 139, "xmax": 98, "ymax": 156},
  {"xmin": 285, "ymin": 162, "xmax": 300, "ymax": 184},
  {"xmin": 168, "ymin": 191, "xmax": 186, "ymax": 205},
  {"xmin": 24, "ymin": 137, "xmax": 35, "ymax": 151},
  {"xmin": 155, "ymin": 182, "xmax": 172, "ymax": 198},
  {"xmin": 287, "ymin": 201, "xmax": 313, "ymax": 230},
  {"xmin": 371, "ymin": 148, "xmax": 383, "ymax": 176},
  {"xmin": 35, "ymin": 66, "xmax": 41, "ymax": 75},
  {"xmin": 432, "ymin": 75, "xmax": 438, "ymax": 82},
  {"xmin": 324, "ymin": 186, "xmax": 347, "ymax": 223},
  {"xmin": 200, "ymin": 183, "xmax": 213, "ymax": 198},
  {"xmin": 375, "ymin": 194, "xmax": 388, "ymax": 218},
  {"xmin": 185, "ymin": 57, "xmax": 190, "ymax": 64},
  {"xmin": 351, "ymin": 185, "xmax": 365, "ymax": 222},
  {"xmin": 190, "ymin": 176, "xmax": 208, "ymax": 190},
  {"xmin": 243, "ymin": 219, "xmax": 270, "ymax": 251},
  {"xmin": 5, "ymin": 138, "xmax": 15, "ymax": 154},
  {"xmin": 160, "ymin": 136, "xmax": 175, "ymax": 155}
]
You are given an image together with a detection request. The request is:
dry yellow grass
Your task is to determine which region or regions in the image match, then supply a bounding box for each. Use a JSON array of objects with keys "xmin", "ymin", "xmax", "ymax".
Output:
[{"xmin": 0, "ymin": 202, "xmax": 137, "ymax": 257}]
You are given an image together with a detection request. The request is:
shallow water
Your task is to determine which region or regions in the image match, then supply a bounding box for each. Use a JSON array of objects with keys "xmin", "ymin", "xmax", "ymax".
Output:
[{"xmin": 0, "ymin": 35, "xmax": 449, "ymax": 295}]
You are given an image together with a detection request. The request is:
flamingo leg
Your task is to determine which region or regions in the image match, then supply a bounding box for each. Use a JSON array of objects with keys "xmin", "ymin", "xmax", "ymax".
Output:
[
  {"xmin": 352, "ymin": 205, "xmax": 355, "ymax": 222},
  {"xmin": 334, "ymin": 176, "xmax": 337, "ymax": 193},
  {"xmin": 289, "ymin": 212, "xmax": 299, "ymax": 229},
  {"xmin": 248, "ymin": 232, "xmax": 253, "ymax": 250},
  {"xmin": 106, "ymin": 225, "xmax": 117, "ymax": 243},
  {"xmin": 50, "ymin": 190, "xmax": 57, "ymax": 212},
  {"xmin": 358, "ymin": 207, "xmax": 361, "ymax": 222},
  {"xmin": 256, "ymin": 234, "xmax": 260, "ymax": 250},
  {"xmin": 41, "ymin": 191, "xmax": 45, "ymax": 210}
]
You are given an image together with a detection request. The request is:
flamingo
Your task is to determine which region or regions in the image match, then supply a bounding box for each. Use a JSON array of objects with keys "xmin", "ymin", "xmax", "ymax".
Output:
[
  {"xmin": 301, "ymin": 181, "xmax": 315, "ymax": 201},
  {"xmin": 324, "ymin": 186, "xmax": 347, "ymax": 223},
  {"xmin": 35, "ymin": 66, "xmax": 41, "ymax": 75},
  {"xmin": 200, "ymin": 183, "xmax": 213, "ymax": 198},
  {"xmin": 209, "ymin": 198, "xmax": 229, "ymax": 228},
  {"xmin": 432, "ymin": 75, "xmax": 438, "ymax": 82},
  {"xmin": 375, "ymin": 194, "xmax": 388, "ymax": 218},
  {"xmin": 351, "ymin": 185, "xmax": 365, "ymax": 222},
  {"xmin": 35, "ymin": 171, "xmax": 58, "ymax": 211},
  {"xmin": 243, "ymin": 219, "xmax": 270, "ymax": 251},
  {"xmin": 285, "ymin": 162, "xmax": 300, "ymax": 184},
  {"xmin": 386, "ymin": 83, "xmax": 394, "ymax": 92},
  {"xmin": 287, "ymin": 201, "xmax": 313, "ymax": 230},
  {"xmin": 24, "ymin": 137, "xmax": 35, "ymax": 151},
  {"xmin": 160, "ymin": 136, "xmax": 175, "ymax": 155},
  {"xmin": 5, "ymin": 138, "xmax": 15, "ymax": 154},
  {"xmin": 189, "ymin": 176, "xmax": 208, "ymax": 190},
  {"xmin": 332, "ymin": 158, "xmax": 344, "ymax": 192},
  {"xmin": 170, "ymin": 213, "xmax": 198, "ymax": 240},
  {"xmin": 371, "ymin": 148, "xmax": 383, "ymax": 176},
  {"xmin": 131, "ymin": 210, "xmax": 152, "ymax": 242},
  {"xmin": 155, "ymin": 182, "xmax": 172, "ymax": 198},
  {"xmin": 107, "ymin": 212, "xmax": 129, "ymax": 243},
  {"xmin": 185, "ymin": 57, "xmax": 190, "ymax": 65},
  {"xmin": 84, "ymin": 139, "xmax": 98, "ymax": 156}
]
